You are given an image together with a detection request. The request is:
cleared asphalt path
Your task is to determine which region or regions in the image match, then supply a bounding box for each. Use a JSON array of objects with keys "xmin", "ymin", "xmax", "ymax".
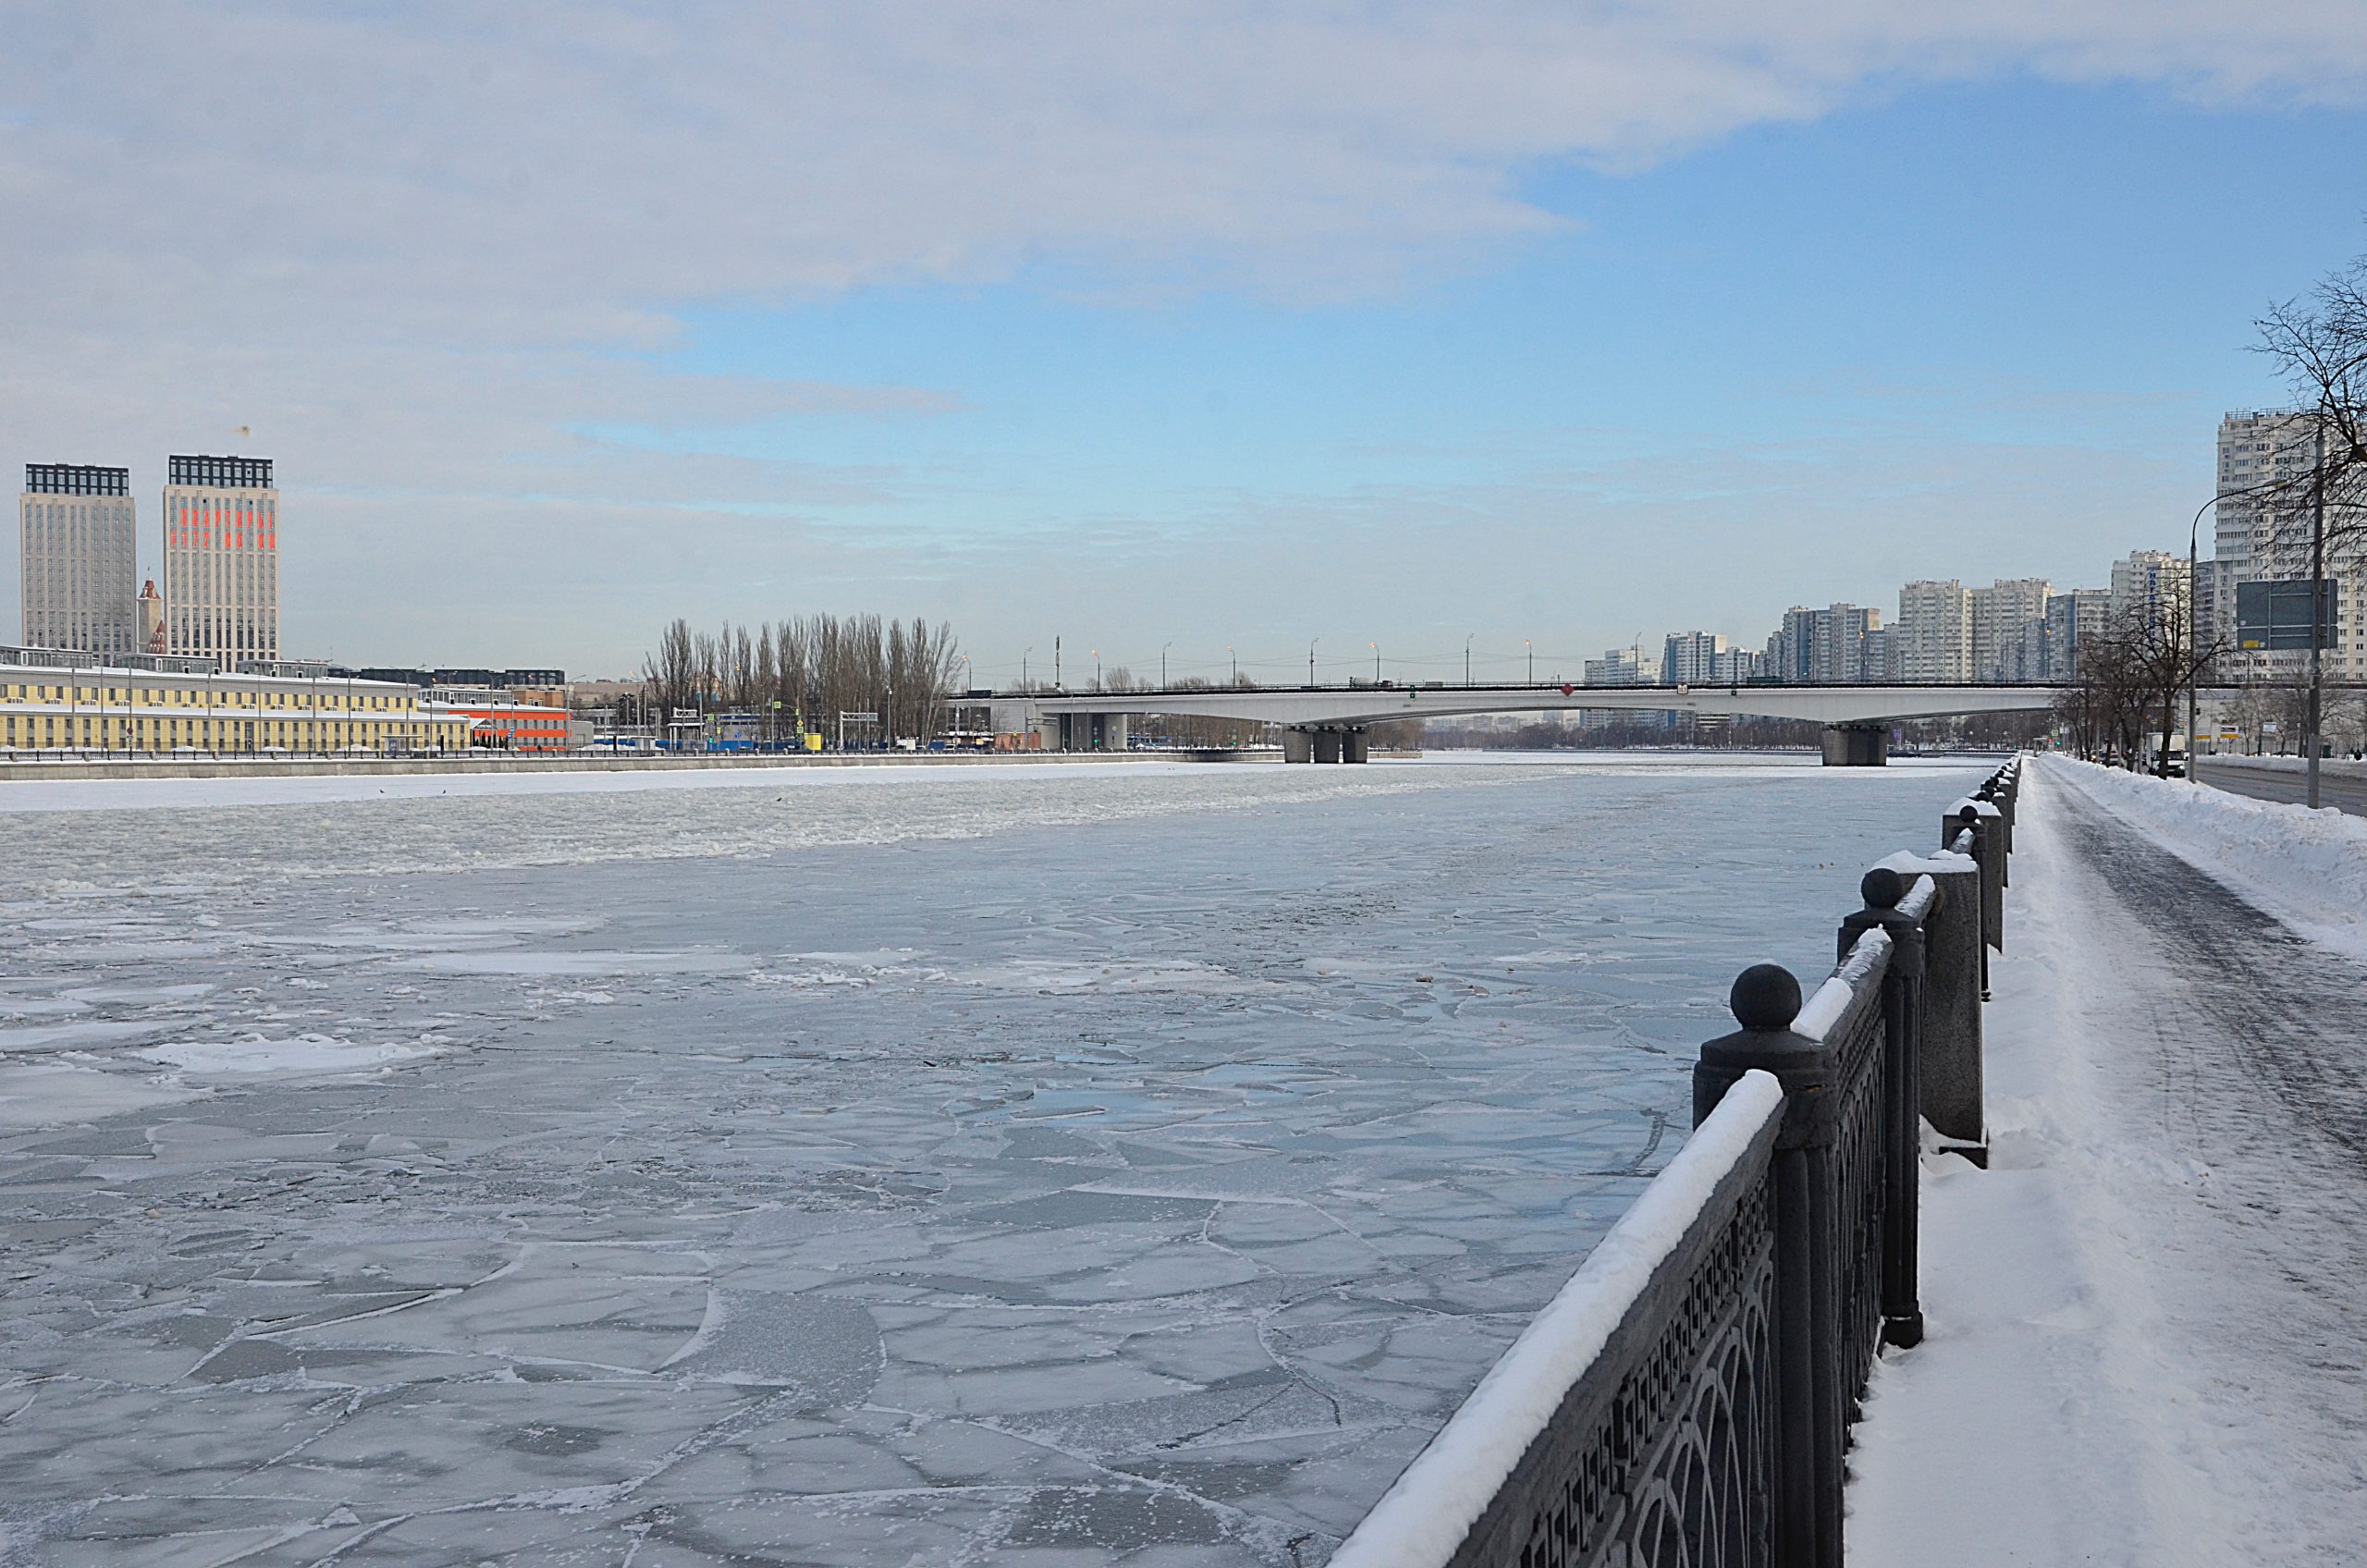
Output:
[{"xmin": 2194, "ymin": 758, "xmax": 2367, "ymax": 816}]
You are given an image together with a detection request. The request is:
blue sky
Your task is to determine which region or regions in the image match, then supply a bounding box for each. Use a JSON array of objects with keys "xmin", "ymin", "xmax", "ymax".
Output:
[
  {"xmin": 595, "ymin": 80, "xmax": 2361, "ymax": 682},
  {"xmin": 3, "ymin": 6, "xmax": 2364, "ymax": 680}
]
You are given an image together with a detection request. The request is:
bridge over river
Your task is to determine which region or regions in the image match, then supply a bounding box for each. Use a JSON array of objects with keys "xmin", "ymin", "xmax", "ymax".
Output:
[{"xmin": 1000, "ymin": 680, "xmax": 2067, "ymax": 765}]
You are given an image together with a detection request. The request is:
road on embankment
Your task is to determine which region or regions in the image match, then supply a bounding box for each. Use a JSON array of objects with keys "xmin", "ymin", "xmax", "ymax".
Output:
[{"xmin": 2194, "ymin": 758, "xmax": 2367, "ymax": 816}]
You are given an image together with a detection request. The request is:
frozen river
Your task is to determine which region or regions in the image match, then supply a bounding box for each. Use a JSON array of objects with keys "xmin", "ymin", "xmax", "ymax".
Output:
[{"xmin": 0, "ymin": 754, "xmax": 1983, "ymax": 1565}]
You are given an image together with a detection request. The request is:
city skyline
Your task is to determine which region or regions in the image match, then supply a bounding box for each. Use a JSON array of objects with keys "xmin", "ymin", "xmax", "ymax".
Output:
[{"xmin": 3, "ymin": 7, "xmax": 2365, "ymax": 680}]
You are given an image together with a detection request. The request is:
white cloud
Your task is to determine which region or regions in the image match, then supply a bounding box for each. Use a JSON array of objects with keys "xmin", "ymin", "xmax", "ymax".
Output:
[{"xmin": 0, "ymin": 2, "xmax": 2358, "ymax": 665}]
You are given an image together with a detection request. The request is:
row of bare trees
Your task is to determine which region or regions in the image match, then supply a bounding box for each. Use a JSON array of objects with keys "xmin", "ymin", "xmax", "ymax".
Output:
[
  {"xmin": 2051, "ymin": 591, "xmax": 2217, "ymax": 768},
  {"xmin": 644, "ymin": 616, "xmax": 964, "ymax": 746}
]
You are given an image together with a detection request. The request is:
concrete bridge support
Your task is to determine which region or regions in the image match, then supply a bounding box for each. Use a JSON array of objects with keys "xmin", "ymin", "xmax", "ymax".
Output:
[
  {"xmin": 1055, "ymin": 713, "xmax": 1130, "ymax": 753},
  {"xmin": 1282, "ymin": 726, "xmax": 1371, "ymax": 763},
  {"xmin": 1821, "ymin": 724, "xmax": 1890, "ymax": 767}
]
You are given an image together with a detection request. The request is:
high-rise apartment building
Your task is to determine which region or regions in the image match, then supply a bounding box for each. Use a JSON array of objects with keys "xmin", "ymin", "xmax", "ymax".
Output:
[
  {"xmin": 1894, "ymin": 581, "xmax": 1972, "ymax": 682},
  {"xmin": 1711, "ymin": 646, "xmax": 1763, "ymax": 684},
  {"xmin": 19, "ymin": 464, "xmax": 139, "ymax": 657},
  {"xmin": 2110, "ymin": 550, "xmax": 2191, "ymax": 646},
  {"xmin": 1971, "ymin": 578, "xmax": 2051, "ymax": 681},
  {"xmin": 1662, "ymin": 631, "xmax": 1727, "ymax": 686},
  {"xmin": 1815, "ymin": 604, "xmax": 1881, "ymax": 683},
  {"xmin": 2216, "ymin": 410, "xmax": 2322, "ymax": 580},
  {"xmin": 2043, "ymin": 589, "xmax": 2109, "ymax": 681},
  {"xmin": 2214, "ymin": 410, "xmax": 2366, "ymax": 680},
  {"xmin": 1763, "ymin": 604, "xmax": 1880, "ymax": 683},
  {"xmin": 162, "ymin": 455, "xmax": 279, "ymax": 665}
]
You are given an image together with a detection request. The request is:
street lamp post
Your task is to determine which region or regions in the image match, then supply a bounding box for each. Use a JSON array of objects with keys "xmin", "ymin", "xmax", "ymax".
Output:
[
  {"xmin": 1370, "ymin": 642, "xmax": 1380, "ymax": 683},
  {"xmin": 1228, "ymin": 644, "xmax": 1236, "ymax": 685},
  {"xmin": 2188, "ymin": 493, "xmax": 2213, "ymax": 783},
  {"xmin": 2308, "ymin": 421, "xmax": 2327, "ymax": 811},
  {"xmin": 1527, "ymin": 639, "xmax": 1534, "ymax": 685},
  {"xmin": 1308, "ymin": 638, "xmax": 1318, "ymax": 687},
  {"xmin": 1161, "ymin": 642, "xmax": 1172, "ymax": 689},
  {"xmin": 1465, "ymin": 635, "xmax": 1473, "ymax": 687}
]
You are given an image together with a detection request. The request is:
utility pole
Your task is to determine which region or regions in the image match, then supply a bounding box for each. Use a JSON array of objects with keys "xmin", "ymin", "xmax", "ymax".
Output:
[
  {"xmin": 1465, "ymin": 635, "xmax": 1473, "ymax": 686},
  {"xmin": 1228, "ymin": 645, "xmax": 1236, "ymax": 684},
  {"xmin": 1309, "ymin": 637, "xmax": 1318, "ymax": 686},
  {"xmin": 1161, "ymin": 642, "xmax": 1171, "ymax": 689},
  {"xmin": 1527, "ymin": 639, "xmax": 1534, "ymax": 685}
]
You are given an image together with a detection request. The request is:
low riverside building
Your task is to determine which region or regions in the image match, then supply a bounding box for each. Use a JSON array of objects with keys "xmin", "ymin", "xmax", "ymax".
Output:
[
  {"xmin": 420, "ymin": 687, "xmax": 574, "ymax": 752},
  {"xmin": 0, "ymin": 646, "xmax": 470, "ymax": 754}
]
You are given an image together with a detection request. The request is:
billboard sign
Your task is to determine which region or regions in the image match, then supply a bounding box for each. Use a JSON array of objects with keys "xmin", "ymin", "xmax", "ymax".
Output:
[{"xmin": 2236, "ymin": 580, "xmax": 2337, "ymax": 651}]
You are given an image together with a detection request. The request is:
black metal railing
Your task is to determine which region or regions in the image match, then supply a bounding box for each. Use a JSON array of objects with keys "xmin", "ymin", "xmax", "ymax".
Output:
[{"xmin": 1332, "ymin": 754, "xmax": 2021, "ymax": 1568}]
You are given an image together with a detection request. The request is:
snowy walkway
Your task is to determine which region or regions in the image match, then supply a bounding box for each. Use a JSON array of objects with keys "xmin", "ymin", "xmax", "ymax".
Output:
[{"xmin": 1847, "ymin": 756, "xmax": 2367, "ymax": 1566}]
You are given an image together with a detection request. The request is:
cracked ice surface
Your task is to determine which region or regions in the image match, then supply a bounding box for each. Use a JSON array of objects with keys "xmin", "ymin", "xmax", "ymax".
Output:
[{"xmin": 0, "ymin": 755, "xmax": 1982, "ymax": 1564}]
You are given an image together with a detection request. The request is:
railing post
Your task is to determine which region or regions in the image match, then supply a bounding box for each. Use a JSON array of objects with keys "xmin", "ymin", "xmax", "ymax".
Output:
[
  {"xmin": 1944, "ymin": 802, "xmax": 2005, "ymax": 965},
  {"xmin": 1841, "ymin": 869, "xmax": 1925, "ymax": 1348},
  {"xmin": 1697, "ymin": 964, "xmax": 1841, "ymax": 1568},
  {"xmin": 1910, "ymin": 845, "xmax": 1987, "ymax": 1166}
]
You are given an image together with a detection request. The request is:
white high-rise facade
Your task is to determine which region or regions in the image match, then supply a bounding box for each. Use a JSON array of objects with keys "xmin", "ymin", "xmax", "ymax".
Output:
[
  {"xmin": 1662, "ymin": 631, "xmax": 1727, "ymax": 685},
  {"xmin": 162, "ymin": 454, "xmax": 279, "ymax": 666},
  {"xmin": 19, "ymin": 463, "xmax": 139, "ymax": 657},
  {"xmin": 1894, "ymin": 580, "xmax": 1972, "ymax": 682},
  {"xmin": 2044, "ymin": 589, "xmax": 2109, "ymax": 680},
  {"xmin": 2214, "ymin": 410, "xmax": 2366, "ymax": 680},
  {"xmin": 2110, "ymin": 550, "xmax": 2191, "ymax": 647},
  {"xmin": 1971, "ymin": 578, "xmax": 2051, "ymax": 681}
]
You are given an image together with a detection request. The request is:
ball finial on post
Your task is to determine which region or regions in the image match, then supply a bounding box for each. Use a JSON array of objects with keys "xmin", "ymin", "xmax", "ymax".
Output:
[
  {"xmin": 1729, "ymin": 963, "xmax": 1803, "ymax": 1031},
  {"xmin": 1860, "ymin": 866, "xmax": 1906, "ymax": 910}
]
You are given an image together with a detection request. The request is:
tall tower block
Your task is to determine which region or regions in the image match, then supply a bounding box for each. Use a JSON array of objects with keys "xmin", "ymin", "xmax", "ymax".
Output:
[
  {"xmin": 19, "ymin": 463, "xmax": 138, "ymax": 655},
  {"xmin": 162, "ymin": 455, "xmax": 278, "ymax": 665}
]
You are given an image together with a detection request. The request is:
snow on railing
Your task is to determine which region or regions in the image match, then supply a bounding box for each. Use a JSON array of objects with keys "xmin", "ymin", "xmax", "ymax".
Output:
[
  {"xmin": 1330, "ymin": 1070, "xmax": 1786, "ymax": 1568},
  {"xmin": 1334, "ymin": 755, "xmax": 2022, "ymax": 1568}
]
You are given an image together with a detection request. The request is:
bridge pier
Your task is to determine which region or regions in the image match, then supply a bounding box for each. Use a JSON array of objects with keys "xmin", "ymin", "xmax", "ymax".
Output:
[
  {"xmin": 1821, "ymin": 724, "xmax": 1890, "ymax": 767},
  {"xmin": 1055, "ymin": 713, "xmax": 1129, "ymax": 753},
  {"xmin": 1282, "ymin": 726, "xmax": 1369, "ymax": 763}
]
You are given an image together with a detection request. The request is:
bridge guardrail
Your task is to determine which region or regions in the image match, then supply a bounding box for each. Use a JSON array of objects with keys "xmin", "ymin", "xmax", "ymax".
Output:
[{"xmin": 1332, "ymin": 754, "xmax": 2019, "ymax": 1568}]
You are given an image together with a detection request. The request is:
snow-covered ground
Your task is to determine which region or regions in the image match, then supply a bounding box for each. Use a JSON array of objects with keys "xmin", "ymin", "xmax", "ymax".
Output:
[
  {"xmin": 1847, "ymin": 755, "xmax": 2367, "ymax": 1566},
  {"xmin": 2197, "ymin": 753, "xmax": 2367, "ymax": 778},
  {"xmin": 0, "ymin": 755, "xmax": 1981, "ymax": 1564}
]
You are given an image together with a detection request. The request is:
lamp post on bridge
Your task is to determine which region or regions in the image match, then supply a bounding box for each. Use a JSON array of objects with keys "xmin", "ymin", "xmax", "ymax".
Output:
[
  {"xmin": 1161, "ymin": 642, "xmax": 1171, "ymax": 690},
  {"xmin": 1370, "ymin": 642, "xmax": 1380, "ymax": 684},
  {"xmin": 1309, "ymin": 637, "xmax": 1318, "ymax": 687},
  {"xmin": 1465, "ymin": 635, "xmax": 1473, "ymax": 687},
  {"xmin": 1526, "ymin": 639, "xmax": 1534, "ymax": 685}
]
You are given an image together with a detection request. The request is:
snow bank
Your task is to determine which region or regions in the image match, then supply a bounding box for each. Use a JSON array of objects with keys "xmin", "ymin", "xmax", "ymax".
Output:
[
  {"xmin": 1329, "ymin": 1070, "xmax": 1786, "ymax": 1568},
  {"xmin": 2043, "ymin": 754, "xmax": 2367, "ymax": 958},
  {"xmin": 2201, "ymin": 753, "xmax": 2367, "ymax": 778}
]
